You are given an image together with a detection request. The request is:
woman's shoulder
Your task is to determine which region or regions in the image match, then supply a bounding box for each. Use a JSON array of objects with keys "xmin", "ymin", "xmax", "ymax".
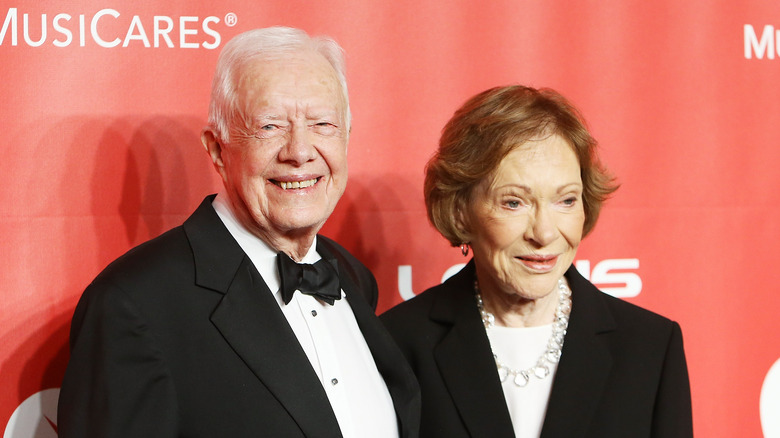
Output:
[
  {"xmin": 599, "ymin": 291, "xmax": 680, "ymax": 337},
  {"xmin": 569, "ymin": 266, "xmax": 675, "ymax": 319},
  {"xmin": 380, "ymin": 279, "xmax": 450, "ymax": 323},
  {"xmin": 566, "ymin": 266, "xmax": 682, "ymax": 345},
  {"xmin": 605, "ymin": 290, "xmax": 674, "ymax": 319},
  {"xmin": 380, "ymin": 263, "xmax": 475, "ymax": 330}
]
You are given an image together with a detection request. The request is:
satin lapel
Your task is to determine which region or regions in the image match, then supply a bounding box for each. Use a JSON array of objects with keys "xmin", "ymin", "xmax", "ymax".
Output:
[
  {"xmin": 184, "ymin": 195, "xmax": 245, "ymax": 293},
  {"xmin": 319, "ymin": 240, "xmax": 421, "ymax": 438},
  {"xmin": 185, "ymin": 197, "xmax": 341, "ymax": 437},
  {"xmin": 210, "ymin": 259, "xmax": 343, "ymax": 437},
  {"xmin": 432, "ymin": 262, "xmax": 515, "ymax": 438},
  {"xmin": 540, "ymin": 266, "xmax": 616, "ymax": 438}
]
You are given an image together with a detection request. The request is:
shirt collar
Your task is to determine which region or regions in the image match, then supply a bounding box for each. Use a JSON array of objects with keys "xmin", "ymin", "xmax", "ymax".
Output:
[{"xmin": 211, "ymin": 191, "xmax": 320, "ymax": 295}]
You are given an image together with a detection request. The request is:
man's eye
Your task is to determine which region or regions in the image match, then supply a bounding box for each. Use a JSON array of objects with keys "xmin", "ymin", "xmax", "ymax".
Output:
[
  {"xmin": 314, "ymin": 121, "xmax": 338, "ymax": 129},
  {"xmin": 312, "ymin": 121, "xmax": 340, "ymax": 136},
  {"xmin": 260, "ymin": 124, "xmax": 277, "ymax": 131}
]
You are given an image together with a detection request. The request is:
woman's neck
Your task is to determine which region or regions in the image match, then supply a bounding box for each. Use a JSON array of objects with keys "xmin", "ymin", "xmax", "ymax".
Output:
[{"xmin": 477, "ymin": 280, "xmax": 561, "ymax": 328}]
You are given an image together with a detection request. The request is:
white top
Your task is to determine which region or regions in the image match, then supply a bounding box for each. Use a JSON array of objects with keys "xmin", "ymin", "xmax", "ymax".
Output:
[
  {"xmin": 487, "ymin": 323, "xmax": 559, "ymax": 438},
  {"xmin": 212, "ymin": 193, "xmax": 399, "ymax": 438}
]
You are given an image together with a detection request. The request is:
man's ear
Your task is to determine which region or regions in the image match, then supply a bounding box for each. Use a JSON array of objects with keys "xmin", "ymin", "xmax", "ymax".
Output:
[
  {"xmin": 201, "ymin": 128, "xmax": 225, "ymax": 171},
  {"xmin": 201, "ymin": 128, "xmax": 231, "ymax": 185}
]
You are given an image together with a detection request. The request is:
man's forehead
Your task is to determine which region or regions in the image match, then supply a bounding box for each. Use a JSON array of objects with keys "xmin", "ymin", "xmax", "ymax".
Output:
[
  {"xmin": 237, "ymin": 61, "xmax": 343, "ymax": 110},
  {"xmin": 239, "ymin": 50, "xmax": 338, "ymax": 84}
]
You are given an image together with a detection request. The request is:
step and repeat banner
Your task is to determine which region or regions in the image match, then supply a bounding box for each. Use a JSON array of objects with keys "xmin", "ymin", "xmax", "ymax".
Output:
[{"xmin": 2, "ymin": 0, "xmax": 780, "ymax": 436}]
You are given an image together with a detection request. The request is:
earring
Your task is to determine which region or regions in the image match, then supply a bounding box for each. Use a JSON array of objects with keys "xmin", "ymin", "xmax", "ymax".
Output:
[{"xmin": 460, "ymin": 243, "xmax": 470, "ymax": 257}]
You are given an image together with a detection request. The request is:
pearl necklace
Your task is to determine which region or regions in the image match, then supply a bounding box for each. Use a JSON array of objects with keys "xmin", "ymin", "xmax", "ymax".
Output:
[{"xmin": 475, "ymin": 278, "xmax": 572, "ymax": 387}]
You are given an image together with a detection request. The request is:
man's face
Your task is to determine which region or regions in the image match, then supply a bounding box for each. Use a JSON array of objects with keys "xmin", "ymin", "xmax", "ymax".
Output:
[{"xmin": 207, "ymin": 50, "xmax": 349, "ymax": 245}]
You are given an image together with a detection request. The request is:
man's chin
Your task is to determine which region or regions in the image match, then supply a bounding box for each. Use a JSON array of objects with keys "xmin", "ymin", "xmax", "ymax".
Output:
[{"xmin": 271, "ymin": 214, "xmax": 329, "ymax": 237}]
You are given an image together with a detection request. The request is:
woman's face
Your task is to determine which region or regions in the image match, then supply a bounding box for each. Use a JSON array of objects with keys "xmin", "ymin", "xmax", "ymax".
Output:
[{"xmin": 466, "ymin": 134, "xmax": 585, "ymax": 303}]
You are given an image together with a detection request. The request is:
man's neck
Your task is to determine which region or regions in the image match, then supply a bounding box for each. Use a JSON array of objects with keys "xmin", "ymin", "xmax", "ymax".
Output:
[
  {"xmin": 261, "ymin": 233, "xmax": 316, "ymax": 262},
  {"xmin": 213, "ymin": 191, "xmax": 317, "ymax": 262}
]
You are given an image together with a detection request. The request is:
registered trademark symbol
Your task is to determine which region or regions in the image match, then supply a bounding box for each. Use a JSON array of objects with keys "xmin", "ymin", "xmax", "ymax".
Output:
[{"xmin": 225, "ymin": 13, "xmax": 238, "ymax": 27}]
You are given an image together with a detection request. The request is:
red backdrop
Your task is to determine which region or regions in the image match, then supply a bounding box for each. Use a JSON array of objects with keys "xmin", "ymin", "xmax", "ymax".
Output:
[{"xmin": 3, "ymin": 1, "xmax": 780, "ymax": 436}]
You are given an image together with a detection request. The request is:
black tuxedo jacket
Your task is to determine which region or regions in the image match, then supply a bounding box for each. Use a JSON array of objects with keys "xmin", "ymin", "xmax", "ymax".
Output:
[
  {"xmin": 381, "ymin": 260, "xmax": 692, "ymax": 438},
  {"xmin": 58, "ymin": 195, "xmax": 420, "ymax": 438}
]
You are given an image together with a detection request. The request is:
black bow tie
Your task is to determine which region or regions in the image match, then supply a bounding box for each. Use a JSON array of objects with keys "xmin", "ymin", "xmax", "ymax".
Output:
[{"xmin": 277, "ymin": 251, "xmax": 341, "ymax": 305}]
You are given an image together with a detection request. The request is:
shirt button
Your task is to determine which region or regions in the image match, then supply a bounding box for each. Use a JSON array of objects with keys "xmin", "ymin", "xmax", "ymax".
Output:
[
  {"xmin": 331, "ymin": 378, "xmax": 338, "ymax": 385},
  {"xmin": 311, "ymin": 310, "xmax": 318, "ymax": 317}
]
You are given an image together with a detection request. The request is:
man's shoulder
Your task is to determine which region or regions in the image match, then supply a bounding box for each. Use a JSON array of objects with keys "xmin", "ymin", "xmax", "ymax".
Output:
[
  {"xmin": 318, "ymin": 235, "xmax": 360, "ymax": 263},
  {"xmin": 92, "ymin": 225, "xmax": 193, "ymax": 290},
  {"xmin": 91, "ymin": 196, "xmax": 222, "ymax": 289},
  {"xmin": 318, "ymin": 235, "xmax": 373, "ymax": 277},
  {"xmin": 317, "ymin": 235, "xmax": 378, "ymax": 305}
]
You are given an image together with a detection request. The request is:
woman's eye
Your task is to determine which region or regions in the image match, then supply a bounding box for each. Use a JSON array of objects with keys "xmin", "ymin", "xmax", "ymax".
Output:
[
  {"xmin": 561, "ymin": 197, "xmax": 578, "ymax": 206},
  {"xmin": 505, "ymin": 200, "xmax": 520, "ymax": 209}
]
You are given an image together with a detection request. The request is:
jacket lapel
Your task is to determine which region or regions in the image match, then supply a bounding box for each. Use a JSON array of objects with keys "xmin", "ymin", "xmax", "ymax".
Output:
[
  {"xmin": 540, "ymin": 266, "xmax": 616, "ymax": 438},
  {"xmin": 184, "ymin": 196, "xmax": 342, "ymax": 437},
  {"xmin": 431, "ymin": 261, "xmax": 516, "ymax": 438},
  {"xmin": 318, "ymin": 238, "xmax": 422, "ymax": 438}
]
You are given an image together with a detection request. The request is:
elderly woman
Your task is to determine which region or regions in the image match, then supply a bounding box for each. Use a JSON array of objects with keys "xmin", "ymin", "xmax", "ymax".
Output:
[{"xmin": 381, "ymin": 85, "xmax": 692, "ymax": 438}]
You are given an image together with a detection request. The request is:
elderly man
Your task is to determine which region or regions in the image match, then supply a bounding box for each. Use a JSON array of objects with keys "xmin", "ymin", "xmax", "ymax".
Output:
[{"xmin": 58, "ymin": 27, "xmax": 420, "ymax": 438}]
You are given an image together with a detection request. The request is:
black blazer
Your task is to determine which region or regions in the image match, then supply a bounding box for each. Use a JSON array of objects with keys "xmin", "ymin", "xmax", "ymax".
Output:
[
  {"xmin": 381, "ymin": 260, "xmax": 692, "ymax": 438},
  {"xmin": 58, "ymin": 195, "xmax": 420, "ymax": 438}
]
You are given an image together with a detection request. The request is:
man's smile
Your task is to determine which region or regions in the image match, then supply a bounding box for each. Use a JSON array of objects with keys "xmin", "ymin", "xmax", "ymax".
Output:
[{"xmin": 270, "ymin": 177, "xmax": 320, "ymax": 190}]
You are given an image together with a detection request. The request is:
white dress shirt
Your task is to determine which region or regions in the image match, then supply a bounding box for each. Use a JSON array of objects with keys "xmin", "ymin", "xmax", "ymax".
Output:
[{"xmin": 212, "ymin": 193, "xmax": 399, "ymax": 438}]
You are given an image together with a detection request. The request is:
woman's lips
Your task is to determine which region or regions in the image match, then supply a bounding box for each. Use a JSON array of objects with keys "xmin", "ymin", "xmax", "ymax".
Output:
[{"xmin": 517, "ymin": 254, "xmax": 559, "ymax": 271}]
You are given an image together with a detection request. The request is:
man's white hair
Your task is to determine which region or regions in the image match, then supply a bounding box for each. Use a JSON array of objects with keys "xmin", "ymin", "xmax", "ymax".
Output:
[{"xmin": 207, "ymin": 26, "xmax": 350, "ymax": 143}]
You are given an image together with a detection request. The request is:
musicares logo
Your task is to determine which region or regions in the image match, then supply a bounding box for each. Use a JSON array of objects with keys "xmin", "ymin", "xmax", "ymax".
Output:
[
  {"xmin": 0, "ymin": 7, "xmax": 237, "ymax": 49},
  {"xmin": 744, "ymin": 24, "xmax": 780, "ymax": 59}
]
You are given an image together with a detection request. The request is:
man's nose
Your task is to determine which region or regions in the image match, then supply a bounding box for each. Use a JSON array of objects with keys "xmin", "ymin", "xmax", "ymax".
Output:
[{"xmin": 278, "ymin": 125, "xmax": 317, "ymax": 165}]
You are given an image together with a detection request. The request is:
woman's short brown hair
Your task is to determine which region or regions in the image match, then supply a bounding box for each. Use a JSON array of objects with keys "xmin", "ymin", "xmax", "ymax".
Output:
[{"xmin": 424, "ymin": 85, "xmax": 618, "ymax": 246}]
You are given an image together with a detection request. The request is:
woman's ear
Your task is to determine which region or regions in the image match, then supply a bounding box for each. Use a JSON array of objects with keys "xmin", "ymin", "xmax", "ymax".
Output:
[{"xmin": 454, "ymin": 201, "xmax": 471, "ymax": 243}]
